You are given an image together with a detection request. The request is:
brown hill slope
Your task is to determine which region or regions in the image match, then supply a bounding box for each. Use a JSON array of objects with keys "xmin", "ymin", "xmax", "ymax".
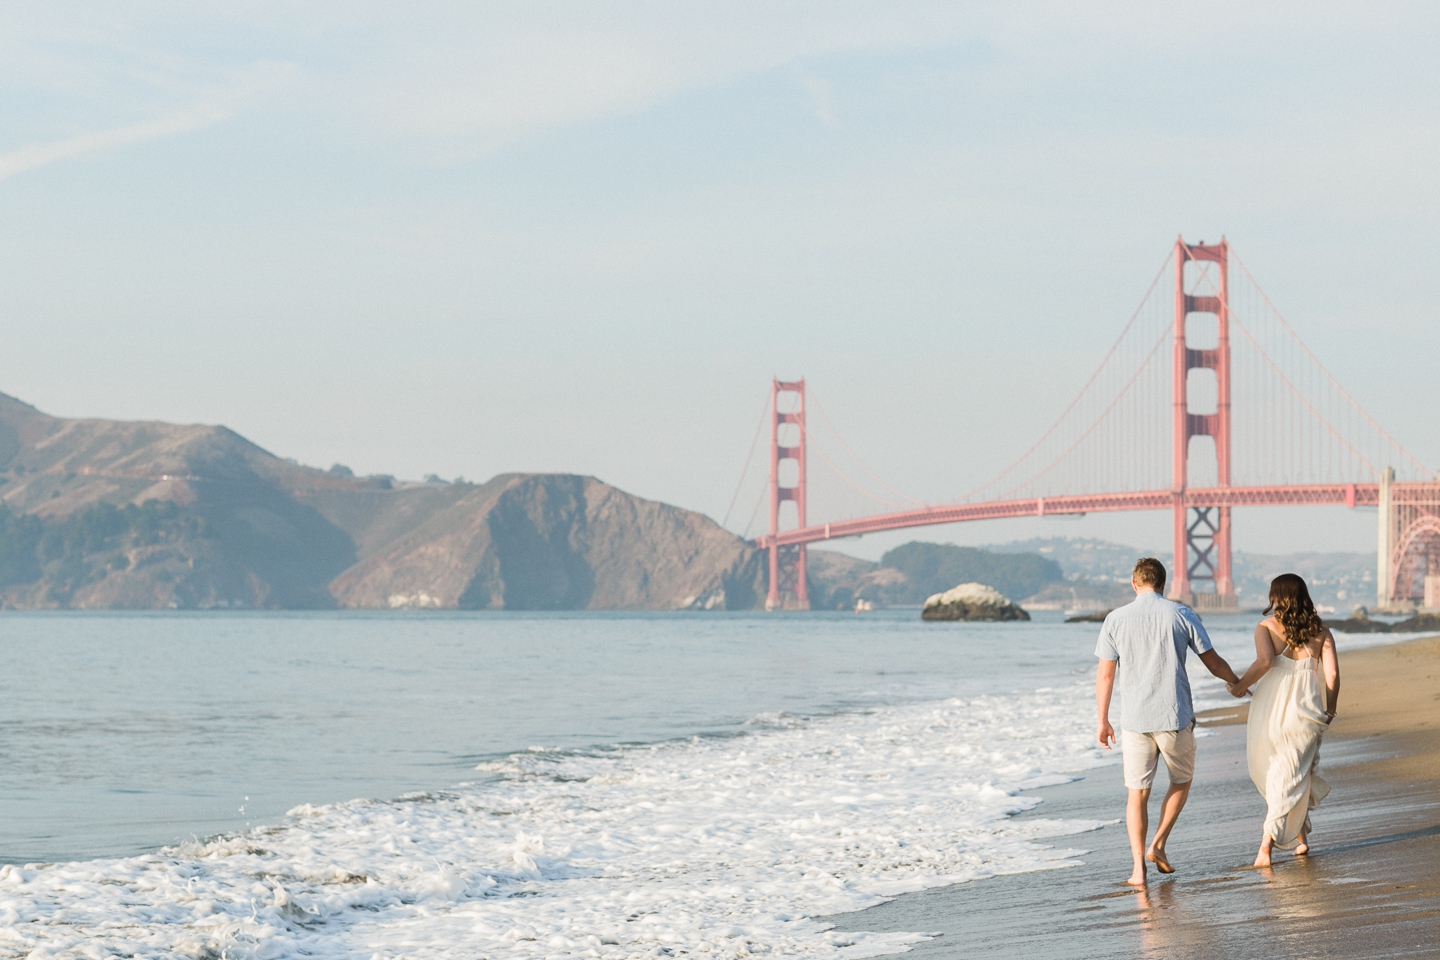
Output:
[
  {"xmin": 0, "ymin": 393, "xmax": 356, "ymax": 607},
  {"xmin": 326, "ymin": 474, "xmax": 763, "ymax": 610},
  {"xmin": 0, "ymin": 393, "xmax": 761, "ymax": 610}
]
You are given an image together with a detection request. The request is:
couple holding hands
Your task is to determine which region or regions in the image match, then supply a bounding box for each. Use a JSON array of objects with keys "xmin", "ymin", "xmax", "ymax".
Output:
[{"xmin": 1095, "ymin": 558, "xmax": 1339, "ymax": 884}]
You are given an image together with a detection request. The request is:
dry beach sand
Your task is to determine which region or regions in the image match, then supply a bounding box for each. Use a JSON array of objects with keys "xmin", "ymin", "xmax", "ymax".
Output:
[{"xmin": 834, "ymin": 636, "xmax": 1440, "ymax": 959}]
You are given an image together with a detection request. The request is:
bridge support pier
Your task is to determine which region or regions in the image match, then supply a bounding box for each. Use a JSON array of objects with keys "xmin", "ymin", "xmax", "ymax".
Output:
[
  {"xmin": 1175, "ymin": 504, "xmax": 1236, "ymax": 610},
  {"xmin": 1377, "ymin": 466, "xmax": 1393, "ymax": 609},
  {"xmin": 1377, "ymin": 468, "xmax": 1440, "ymax": 612}
]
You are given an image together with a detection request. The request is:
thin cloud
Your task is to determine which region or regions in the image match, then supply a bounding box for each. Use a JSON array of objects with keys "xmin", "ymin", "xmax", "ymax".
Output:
[
  {"xmin": 0, "ymin": 60, "xmax": 302, "ymax": 183},
  {"xmin": 351, "ymin": 11, "xmax": 967, "ymax": 164},
  {"xmin": 0, "ymin": 108, "xmax": 228, "ymax": 182},
  {"xmin": 798, "ymin": 74, "xmax": 840, "ymax": 128}
]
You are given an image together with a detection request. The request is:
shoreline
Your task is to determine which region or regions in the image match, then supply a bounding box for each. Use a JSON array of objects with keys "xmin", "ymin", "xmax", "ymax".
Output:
[
  {"xmin": 833, "ymin": 634, "xmax": 1440, "ymax": 959},
  {"xmin": 1322, "ymin": 635, "xmax": 1440, "ymax": 786}
]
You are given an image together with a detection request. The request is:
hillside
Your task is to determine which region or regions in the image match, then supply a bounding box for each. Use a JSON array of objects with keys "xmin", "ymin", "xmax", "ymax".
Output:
[
  {"xmin": 993, "ymin": 536, "xmax": 1376, "ymax": 611},
  {"xmin": 806, "ymin": 542, "xmax": 1064, "ymax": 609},
  {"xmin": 322, "ymin": 474, "xmax": 762, "ymax": 610},
  {"xmin": 24, "ymin": 393, "xmax": 1359, "ymax": 614},
  {"xmin": 0, "ymin": 393, "xmax": 762, "ymax": 610}
]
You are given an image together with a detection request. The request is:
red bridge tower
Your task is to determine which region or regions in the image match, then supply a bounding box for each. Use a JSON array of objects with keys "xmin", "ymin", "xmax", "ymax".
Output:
[
  {"xmin": 1171, "ymin": 237, "xmax": 1237, "ymax": 609},
  {"xmin": 766, "ymin": 378, "xmax": 810, "ymax": 610}
]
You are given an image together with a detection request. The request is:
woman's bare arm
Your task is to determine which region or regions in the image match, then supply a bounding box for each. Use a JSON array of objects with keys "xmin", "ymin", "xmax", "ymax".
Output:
[
  {"xmin": 1320, "ymin": 629, "xmax": 1340, "ymax": 718},
  {"xmin": 1230, "ymin": 621, "xmax": 1278, "ymax": 694}
]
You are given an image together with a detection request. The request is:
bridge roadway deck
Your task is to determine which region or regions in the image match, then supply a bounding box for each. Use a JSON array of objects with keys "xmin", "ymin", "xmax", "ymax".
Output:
[{"xmin": 755, "ymin": 482, "xmax": 1438, "ymax": 549}]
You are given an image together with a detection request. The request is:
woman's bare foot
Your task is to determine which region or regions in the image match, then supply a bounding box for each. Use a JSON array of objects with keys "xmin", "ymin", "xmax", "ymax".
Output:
[
  {"xmin": 1295, "ymin": 833, "xmax": 1310, "ymax": 856},
  {"xmin": 1124, "ymin": 865, "xmax": 1147, "ymax": 886},
  {"xmin": 1254, "ymin": 837, "xmax": 1273, "ymax": 868},
  {"xmin": 1145, "ymin": 846, "xmax": 1175, "ymax": 874}
]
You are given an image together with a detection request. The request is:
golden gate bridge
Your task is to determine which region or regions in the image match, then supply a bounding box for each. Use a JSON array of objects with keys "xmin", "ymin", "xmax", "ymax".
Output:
[{"xmin": 735, "ymin": 237, "xmax": 1440, "ymax": 612}]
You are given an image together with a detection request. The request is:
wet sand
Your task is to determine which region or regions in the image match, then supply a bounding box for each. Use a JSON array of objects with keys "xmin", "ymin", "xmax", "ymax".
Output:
[{"xmin": 833, "ymin": 636, "xmax": 1440, "ymax": 959}]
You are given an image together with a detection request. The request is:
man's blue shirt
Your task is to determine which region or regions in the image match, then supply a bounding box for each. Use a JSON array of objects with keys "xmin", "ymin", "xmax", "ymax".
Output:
[{"xmin": 1095, "ymin": 591, "xmax": 1213, "ymax": 733}]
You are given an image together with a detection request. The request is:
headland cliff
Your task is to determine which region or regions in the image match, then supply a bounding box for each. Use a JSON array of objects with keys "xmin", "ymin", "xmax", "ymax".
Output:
[{"xmin": 0, "ymin": 393, "xmax": 763, "ymax": 610}]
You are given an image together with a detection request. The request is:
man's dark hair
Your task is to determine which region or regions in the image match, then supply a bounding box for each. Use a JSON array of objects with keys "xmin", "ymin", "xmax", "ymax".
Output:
[{"xmin": 1132, "ymin": 557, "xmax": 1166, "ymax": 591}]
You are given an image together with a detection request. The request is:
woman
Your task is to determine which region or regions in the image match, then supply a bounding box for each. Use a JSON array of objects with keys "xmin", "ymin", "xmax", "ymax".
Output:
[{"xmin": 1228, "ymin": 573, "xmax": 1340, "ymax": 867}]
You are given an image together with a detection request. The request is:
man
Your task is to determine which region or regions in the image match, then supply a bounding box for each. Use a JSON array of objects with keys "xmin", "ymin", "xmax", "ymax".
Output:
[{"xmin": 1095, "ymin": 557, "xmax": 1241, "ymax": 886}]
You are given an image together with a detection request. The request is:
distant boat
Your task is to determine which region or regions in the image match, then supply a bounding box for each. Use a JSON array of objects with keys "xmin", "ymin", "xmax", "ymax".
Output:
[{"xmin": 854, "ymin": 598, "xmax": 875, "ymax": 613}]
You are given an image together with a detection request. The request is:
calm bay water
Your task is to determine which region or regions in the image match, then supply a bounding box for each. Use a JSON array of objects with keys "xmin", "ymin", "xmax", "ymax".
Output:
[
  {"xmin": 0, "ymin": 608, "xmax": 1263, "ymax": 865},
  {"xmin": 1, "ymin": 608, "xmax": 1315, "ymax": 957},
  {"xmin": 0, "ymin": 611, "xmax": 1022, "ymax": 861}
]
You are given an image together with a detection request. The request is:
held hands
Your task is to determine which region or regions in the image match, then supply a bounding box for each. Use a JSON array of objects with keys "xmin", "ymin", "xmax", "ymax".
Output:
[
  {"xmin": 1227, "ymin": 682, "xmax": 1250, "ymax": 698},
  {"xmin": 1097, "ymin": 720, "xmax": 1116, "ymax": 750}
]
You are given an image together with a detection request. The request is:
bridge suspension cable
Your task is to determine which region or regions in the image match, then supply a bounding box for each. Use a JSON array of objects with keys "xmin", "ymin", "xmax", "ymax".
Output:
[
  {"xmin": 1230, "ymin": 251, "xmax": 1429, "ymax": 479},
  {"xmin": 745, "ymin": 237, "xmax": 1439, "ymax": 611},
  {"xmin": 954, "ymin": 250, "xmax": 1175, "ymax": 505},
  {"xmin": 721, "ymin": 393, "xmax": 771, "ymax": 532},
  {"xmin": 806, "ymin": 386, "xmax": 927, "ymax": 508},
  {"xmin": 989, "ymin": 319, "xmax": 1174, "ymax": 503}
]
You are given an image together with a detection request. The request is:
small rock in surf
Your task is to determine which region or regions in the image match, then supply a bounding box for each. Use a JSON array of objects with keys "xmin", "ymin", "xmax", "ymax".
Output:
[{"xmin": 921, "ymin": 582, "xmax": 1029, "ymax": 621}]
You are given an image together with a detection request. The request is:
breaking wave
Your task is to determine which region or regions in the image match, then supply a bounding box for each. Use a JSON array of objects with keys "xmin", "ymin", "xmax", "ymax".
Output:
[{"xmin": 0, "ymin": 683, "xmax": 1110, "ymax": 959}]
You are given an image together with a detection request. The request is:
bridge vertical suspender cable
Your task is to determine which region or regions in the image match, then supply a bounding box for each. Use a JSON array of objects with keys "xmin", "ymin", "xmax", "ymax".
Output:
[{"xmin": 748, "ymin": 238, "xmax": 1440, "ymax": 612}]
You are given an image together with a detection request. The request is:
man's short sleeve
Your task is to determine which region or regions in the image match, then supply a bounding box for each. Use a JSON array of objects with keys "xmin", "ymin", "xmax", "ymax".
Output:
[
  {"xmin": 1094, "ymin": 618, "xmax": 1119, "ymax": 661},
  {"xmin": 1179, "ymin": 607, "xmax": 1214, "ymax": 654}
]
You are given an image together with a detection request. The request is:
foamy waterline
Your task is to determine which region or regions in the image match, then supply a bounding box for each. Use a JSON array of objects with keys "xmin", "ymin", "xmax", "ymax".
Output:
[{"xmin": 0, "ymin": 684, "xmax": 1110, "ymax": 959}]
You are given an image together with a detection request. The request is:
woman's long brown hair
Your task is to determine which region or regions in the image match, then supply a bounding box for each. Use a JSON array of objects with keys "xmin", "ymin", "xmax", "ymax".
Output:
[{"xmin": 1264, "ymin": 573, "xmax": 1326, "ymax": 648}]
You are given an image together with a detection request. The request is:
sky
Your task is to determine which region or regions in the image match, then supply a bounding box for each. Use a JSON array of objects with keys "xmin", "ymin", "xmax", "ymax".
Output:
[{"xmin": 2, "ymin": 2, "xmax": 1437, "ymax": 560}]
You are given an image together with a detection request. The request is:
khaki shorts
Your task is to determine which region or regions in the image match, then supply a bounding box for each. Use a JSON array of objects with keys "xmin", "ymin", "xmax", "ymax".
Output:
[{"xmin": 1121, "ymin": 727, "xmax": 1196, "ymax": 791}]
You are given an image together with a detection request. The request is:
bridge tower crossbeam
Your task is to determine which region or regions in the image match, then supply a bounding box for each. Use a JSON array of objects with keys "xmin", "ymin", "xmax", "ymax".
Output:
[{"xmin": 1171, "ymin": 237, "xmax": 1237, "ymax": 610}]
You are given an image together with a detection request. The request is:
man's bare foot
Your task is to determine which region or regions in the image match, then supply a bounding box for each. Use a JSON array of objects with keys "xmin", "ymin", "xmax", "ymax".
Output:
[
  {"xmin": 1146, "ymin": 847, "xmax": 1175, "ymax": 874},
  {"xmin": 1124, "ymin": 867, "xmax": 1147, "ymax": 886}
]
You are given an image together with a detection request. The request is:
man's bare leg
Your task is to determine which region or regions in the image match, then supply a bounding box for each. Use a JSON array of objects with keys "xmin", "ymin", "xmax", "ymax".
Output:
[
  {"xmin": 1145, "ymin": 779, "xmax": 1190, "ymax": 873},
  {"xmin": 1125, "ymin": 787, "xmax": 1150, "ymax": 885}
]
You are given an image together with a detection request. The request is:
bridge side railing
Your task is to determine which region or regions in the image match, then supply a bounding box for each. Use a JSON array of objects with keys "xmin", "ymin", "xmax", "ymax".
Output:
[{"xmin": 754, "ymin": 483, "xmax": 1408, "ymax": 549}]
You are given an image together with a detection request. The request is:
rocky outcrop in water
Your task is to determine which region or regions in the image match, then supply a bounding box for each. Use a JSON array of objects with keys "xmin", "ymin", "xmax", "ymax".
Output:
[
  {"xmin": 1324, "ymin": 607, "xmax": 1394, "ymax": 634},
  {"xmin": 1392, "ymin": 612, "xmax": 1440, "ymax": 633},
  {"xmin": 1065, "ymin": 609, "xmax": 1112, "ymax": 623},
  {"xmin": 921, "ymin": 582, "xmax": 1029, "ymax": 621},
  {"xmin": 1325, "ymin": 609, "xmax": 1440, "ymax": 634},
  {"xmin": 805, "ymin": 544, "xmax": 1062, "ymax": 611}
]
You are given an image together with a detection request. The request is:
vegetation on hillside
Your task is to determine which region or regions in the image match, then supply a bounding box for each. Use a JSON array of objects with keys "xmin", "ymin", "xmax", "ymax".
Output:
[
  {"xmin": 0, "ymin": 501, "xmax": 208, "ymax": 598},
  {"xmin": 877, "ymin": 542, "xmax": 1063, "ymax": 604},
  {"xmin": 807, "ymin": 541, "xmax": 1065, "ymax": 609}
]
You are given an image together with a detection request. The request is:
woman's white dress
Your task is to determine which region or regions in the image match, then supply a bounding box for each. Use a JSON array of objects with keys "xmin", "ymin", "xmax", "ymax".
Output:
[{"xmin": 1246, "ymin": 650, "xmax": 1331, "ymax": 848}]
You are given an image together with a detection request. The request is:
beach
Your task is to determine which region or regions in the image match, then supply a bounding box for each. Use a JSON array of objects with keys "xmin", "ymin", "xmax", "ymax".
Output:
[
  {"xmin": 0, "ymin": 612, "xmax": 1142, "ymax": 957},
  {"xmin": 835, "ymin": 634, "xmax": 1440, "ymax": 959},
  {"xmin": 4, "ymin": 615, "xmax": 1434, "ymax": 957}
]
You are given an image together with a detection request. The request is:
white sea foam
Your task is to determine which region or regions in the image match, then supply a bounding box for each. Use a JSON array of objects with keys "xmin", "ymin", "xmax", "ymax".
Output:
[{"xmin": 0, "ymin": 683, "xmax": 1110, "ymax": 959}]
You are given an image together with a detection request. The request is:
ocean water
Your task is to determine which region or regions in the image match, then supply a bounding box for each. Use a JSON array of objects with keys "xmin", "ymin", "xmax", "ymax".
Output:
[{"xmin": 0, "ymin": 609, "xmax": 1388, "ymax": 958}]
